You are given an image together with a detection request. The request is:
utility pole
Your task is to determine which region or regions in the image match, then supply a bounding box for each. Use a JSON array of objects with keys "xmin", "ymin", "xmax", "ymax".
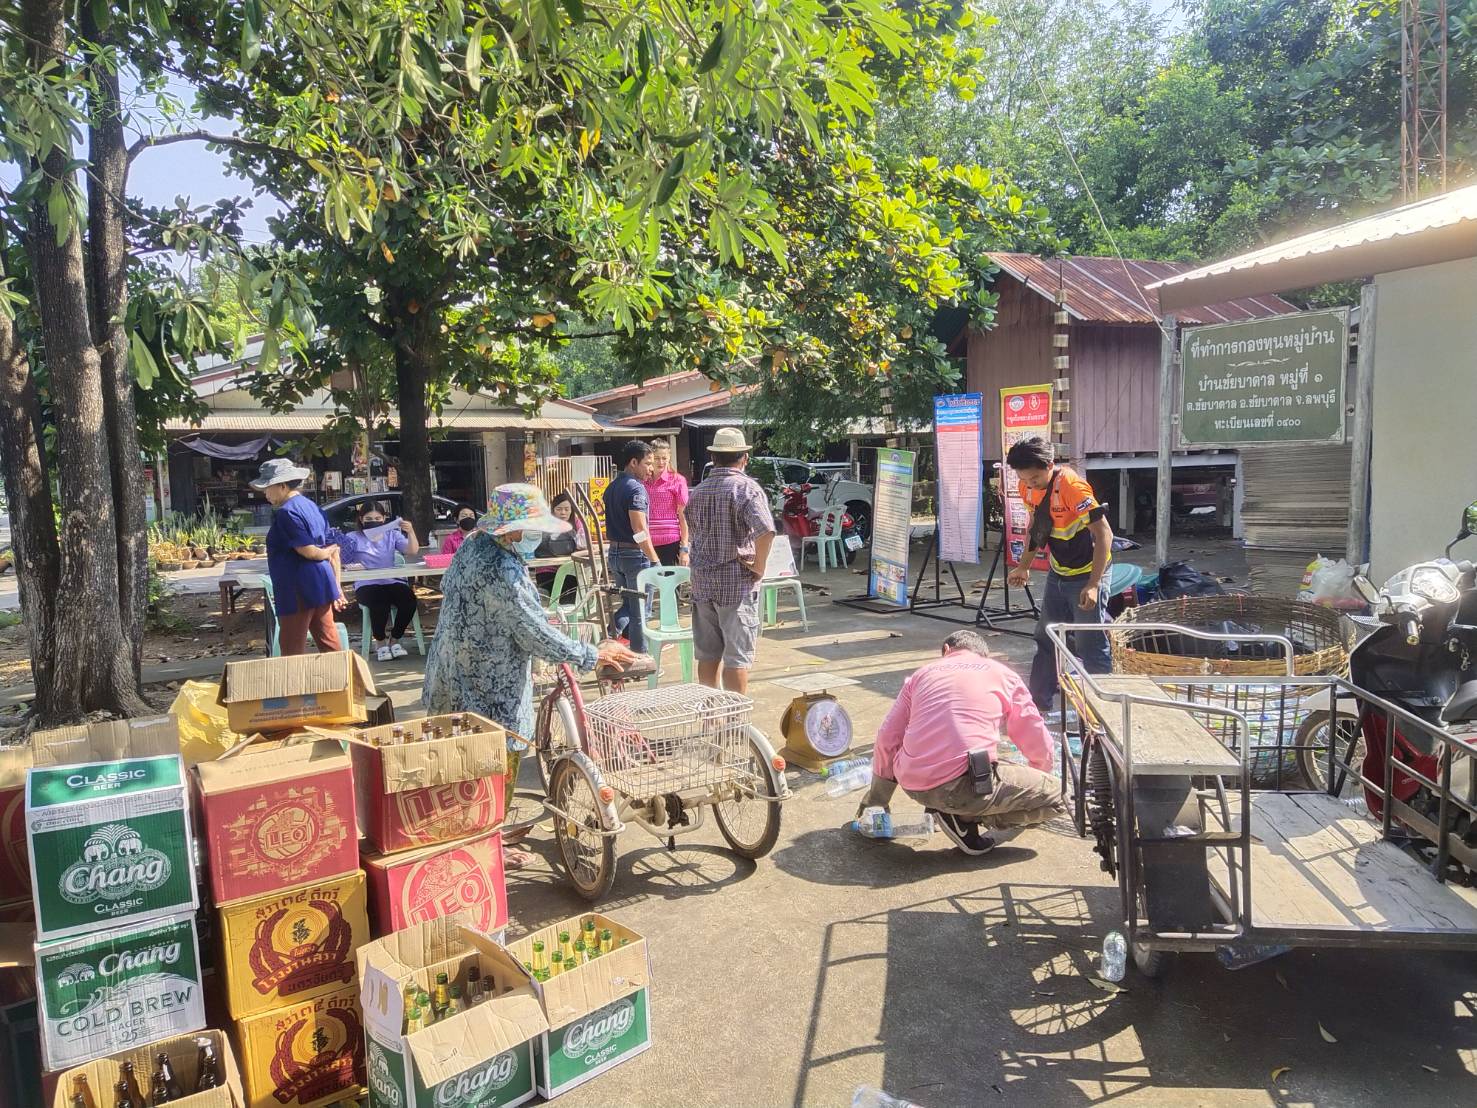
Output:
[{"xmin": 1401, "ymin": 0, "xmax": 1448, "ymax": 201}]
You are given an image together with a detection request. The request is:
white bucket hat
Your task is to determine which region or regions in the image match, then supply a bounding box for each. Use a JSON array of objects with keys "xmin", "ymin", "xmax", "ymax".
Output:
[{"xmin": 249, "ymin": 458, "xmax": 313, "ymax": 489}]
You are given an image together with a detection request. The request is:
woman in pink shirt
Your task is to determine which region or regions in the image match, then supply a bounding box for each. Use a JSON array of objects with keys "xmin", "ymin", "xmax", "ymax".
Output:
[
  {"xmin": 860, "ymin": 629, "xmax": 1063, "ymax": 855},
  {"xmin": 439, "ymin": 503, "xmax": 478, "ymax": 557},
  {"xmin": 643, "ymin": 442, "xmax": 690, "ymax": 566}
]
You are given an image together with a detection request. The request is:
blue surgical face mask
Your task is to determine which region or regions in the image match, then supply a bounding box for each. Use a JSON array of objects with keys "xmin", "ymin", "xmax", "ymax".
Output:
[{"xmin": 514, "ymin": 531, "xmax": 542, "ymax": 559}]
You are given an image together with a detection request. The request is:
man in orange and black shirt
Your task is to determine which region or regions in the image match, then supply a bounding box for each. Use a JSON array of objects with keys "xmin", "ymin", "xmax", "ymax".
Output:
[{"xmin": 1005, "ymin": 437, "xmax": 1114, "ymax": 711}]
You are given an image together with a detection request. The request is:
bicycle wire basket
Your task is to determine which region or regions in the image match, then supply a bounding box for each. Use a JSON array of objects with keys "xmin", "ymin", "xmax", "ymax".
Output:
[{"xmin": 584, "ymin": 683, "xmax": 754, "ymax": 801}]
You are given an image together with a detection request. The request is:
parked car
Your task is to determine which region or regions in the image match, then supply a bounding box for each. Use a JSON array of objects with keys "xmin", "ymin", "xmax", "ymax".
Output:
[
  {"xmin": 321, "ymin": 492, "xmax": 461, "ymax": 532},
  {"xmin": 704, "ymin": 456, "xmax": 874, "ymax": 543}
]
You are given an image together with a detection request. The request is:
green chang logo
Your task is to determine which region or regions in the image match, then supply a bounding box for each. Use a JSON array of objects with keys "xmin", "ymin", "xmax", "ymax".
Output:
[
  {"xmin": 59, "ymin": 823, "xmax": 171, "ymax": 905},
  {"xmin": 367, "ymin": 1041, "xmax": 403, "ymax": 1107},
  {"xmin": 433, "ymin": 1051, "xmax": 518, "ymax": 1106},
  {"xmin": 562, "ymin": 999, "xmax": 635, "ymax": 1061},
  {"xmin": 51, "ymin": 940, "xmax": 184, "ymax": 1015}
]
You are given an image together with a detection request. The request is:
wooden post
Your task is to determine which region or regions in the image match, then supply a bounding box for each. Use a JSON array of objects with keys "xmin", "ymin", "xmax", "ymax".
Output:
[
  {"xmin": 1347, "ymin": 282, "xmax": 1377, "ymax": 565},
  {"xmin": 1118, "ymin": 467, "xmax": 1133, "ymax": 534},
  {"xmin": 1155, "ymin": 316, "xmax": 1178, "ymax": 568}
]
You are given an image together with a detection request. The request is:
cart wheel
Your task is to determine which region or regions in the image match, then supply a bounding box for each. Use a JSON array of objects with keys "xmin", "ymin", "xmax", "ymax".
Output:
[
  {"xmin": 549, "ymin": 759, "xmax": 616, "ymax": 902},
  {"xmin": 535, "ymin": 693, "xmax": 581, "ymax": 794},
  {"xmin": 1295, "ymin": 711, "xmax": 1363, "ymax": 797},
  {"xmin": 1080, "ymin": 737, "xmax": 1119, "ymax": 876},
  {"xmin": 714, "ymin": 730, "xmax": 782, "ymax": 860},
  {"xmin": 1130, "ymin": 936, "xmax": 1170, "ymax": 979}
]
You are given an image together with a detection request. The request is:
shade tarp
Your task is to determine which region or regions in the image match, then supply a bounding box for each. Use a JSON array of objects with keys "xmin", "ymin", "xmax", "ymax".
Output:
[{"xmin": 177, "ymin": 433, "xmax": 280, "ymax": 461}]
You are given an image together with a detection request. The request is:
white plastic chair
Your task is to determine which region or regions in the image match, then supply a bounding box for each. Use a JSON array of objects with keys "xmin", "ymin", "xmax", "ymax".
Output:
[{"xmin": 800, "ymin": 508, "xmax": 846, "ymax": 573}]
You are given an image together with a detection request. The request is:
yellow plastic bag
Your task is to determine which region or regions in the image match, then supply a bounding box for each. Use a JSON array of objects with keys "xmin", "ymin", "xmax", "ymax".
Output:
[{"xmin": 168, "ymin": 679, "xmax": 242, "ymax": 765}]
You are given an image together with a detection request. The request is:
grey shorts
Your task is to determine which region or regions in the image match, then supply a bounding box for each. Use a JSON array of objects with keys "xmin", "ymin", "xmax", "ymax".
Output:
[{"xmin": 691, "ymin": 593, "xmax": 761, "ymax": 669}]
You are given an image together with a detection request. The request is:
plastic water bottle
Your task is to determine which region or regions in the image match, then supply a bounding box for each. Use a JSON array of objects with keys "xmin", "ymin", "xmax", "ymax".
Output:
[
  {"xmin": 852, "ymin": 1086, "xmax": 921, "ymax": 1108},
  {"xmin": 850, "ymin": 809, "xmax": 935, "ymax": 840},
  {"xmin": 1100, "ymin": 931, "xmax": 1128, "ymax": 983},
  {"xmin": 820, "ymin": 756, "xmax": 870, "ymax": 779},
  {"xmin": 825, "ymin": 761, "xmax": 873, "ymax": 797}
]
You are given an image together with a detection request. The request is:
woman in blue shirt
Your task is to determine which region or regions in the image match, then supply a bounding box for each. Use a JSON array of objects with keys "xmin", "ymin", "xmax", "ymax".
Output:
[
  {"xmin": 253, "ymin": 458, "xmax": 344, "ymax": 654},
  {"xmin": 334, "ymin": 503, "xmax": 421, "ymax": 661}
]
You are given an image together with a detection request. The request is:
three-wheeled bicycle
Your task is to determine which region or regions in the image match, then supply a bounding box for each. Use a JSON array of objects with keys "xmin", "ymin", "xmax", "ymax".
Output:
[{"xmin": 1049, "ymin": 620, "xmax": 1477, "ymax": 979}]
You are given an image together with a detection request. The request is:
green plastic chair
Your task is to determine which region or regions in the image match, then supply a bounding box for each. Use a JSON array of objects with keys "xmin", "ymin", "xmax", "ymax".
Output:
[
  {"xmin": 800, "ymin": 508, "xmax": 846, "ymax": 573},
  {"xmin": 1105, "ymin": 562, "xmax": 1145, "ymax": 597},
  {"xmin": 761, "ymin": 577, "xmax": 809, "ymax": 630},
  {"xmin": 259, "ymin": 576, "xmax": 351, "ymax": 657},
  {"xmin": 544, "ymin": 562, "xmax": 584, "ymax": 623},
  {"xmin": 635, "ymin": 564, "xmax": 694, "ymax": 688},
  {"xmin": 353, "ymin": 553, "xmax": 426, "ymax": 660}
]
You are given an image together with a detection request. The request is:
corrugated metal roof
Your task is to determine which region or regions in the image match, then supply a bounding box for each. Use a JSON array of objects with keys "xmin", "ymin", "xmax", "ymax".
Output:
[
  {"xmin": 575, "ymin": 369, "xmax": 707, "ymax": 406},
  {"xmin": 614, "ymin": 384, "xmax": 758, "ymax": 427},
  {"xmin": 987, "ymin": 253, "xmax": 1299, "ymax": 325},
  {"xmin": 1149, "ymin": 183, "xmax": 1477, "ymax": 309},
  {"xmin": 165, "ymin": 410, "xmax": 603, "ymax": 434}
]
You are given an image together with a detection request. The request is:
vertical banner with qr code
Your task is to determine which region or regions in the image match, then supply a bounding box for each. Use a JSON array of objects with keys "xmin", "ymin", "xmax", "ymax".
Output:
[
  {"xmin": 999, "ymin": 385, "xmax": 1054, "ymax": 570},
  {"xmin": 867, "ymin": 448, "xmax": 916, "ymax": 607}
]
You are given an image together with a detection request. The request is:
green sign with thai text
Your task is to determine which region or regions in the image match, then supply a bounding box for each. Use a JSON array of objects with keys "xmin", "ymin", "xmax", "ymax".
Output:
[{"xmin": 1178, "ymin": 308, "xmax": 1349, "ymax": 446}]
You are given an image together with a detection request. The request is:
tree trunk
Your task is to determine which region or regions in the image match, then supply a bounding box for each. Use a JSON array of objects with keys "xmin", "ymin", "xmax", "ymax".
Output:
[
  {"xmin": 0, "ymin": 310, "xmax": 61, "ymax": 723},
  {"xmin": 19, "ymin": 0, "xmax": 148, "ymax": 721},
  {"xmin": 82, "ymin": 10, "xmax": 148, "ymax": 681},
  {"xmin": 389, "ymin": 296, "xmax": 437, "ymax": 538}
]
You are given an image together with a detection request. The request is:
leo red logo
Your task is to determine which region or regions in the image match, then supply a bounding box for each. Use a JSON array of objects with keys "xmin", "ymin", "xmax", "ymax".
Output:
[
  {"xmin": 399, "ymin": 847, "xmax": 496, "ymax": 930},
  {"xmin": 0, "ymin": 787, "xmax": 29, "ymax": 897},
  {"xmin": 392, "ymin": 779, "xmax": 497, "ymax": 844}
]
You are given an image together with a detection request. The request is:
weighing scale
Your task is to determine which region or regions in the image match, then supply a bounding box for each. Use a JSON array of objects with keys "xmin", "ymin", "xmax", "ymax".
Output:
[{"xmin": 779, "ymin": 692, "xmax": 855, "ymax": 771}]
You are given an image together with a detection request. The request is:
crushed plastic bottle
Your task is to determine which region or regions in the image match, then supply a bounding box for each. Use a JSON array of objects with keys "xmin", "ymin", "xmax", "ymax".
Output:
[
  {"xmin": 820, "ymin": 756, "xmax": 871, "ymax": 779},
  {"xmin": 852, "ymin": 1085, "xmax": 922, "ymax": 1108},
  {"xmin": 825, "ymin": 761, "xmax": 873, "ymax": 797},
  {"xmin": 1215, "ymin": 942, "xmax": 1291, "ymax": 970},
  {"xmin": 1099, "ymin": 931, "xmax": 1128, "ymax": 983},
  {"xmin": 850, "ymin": 808, "xmax": 935, "ymax": 840}
]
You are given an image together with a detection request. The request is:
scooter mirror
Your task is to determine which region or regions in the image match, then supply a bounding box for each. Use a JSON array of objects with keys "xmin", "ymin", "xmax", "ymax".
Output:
[
  {"xmin": 1464, "ymin": 500, "xmax": 1477, "ymax": 538},
  {"xmin": 1352, "ymin": 574, "xmax": 1381, "ymax": 606}
]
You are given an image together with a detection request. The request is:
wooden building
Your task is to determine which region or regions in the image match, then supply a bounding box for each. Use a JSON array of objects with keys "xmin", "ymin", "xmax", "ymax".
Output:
[{"xmin": 960, "ymin": 253, "xmax": 1298, "ymax": 536}]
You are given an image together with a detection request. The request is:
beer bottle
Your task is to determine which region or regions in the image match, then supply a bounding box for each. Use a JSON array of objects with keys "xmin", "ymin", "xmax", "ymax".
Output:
[
  {"xmin": 549, "ymin": 951, "xmax": 564, "ymax": 977},
  {"xmin": 558, "ymin": 930, "xmax": 574, "ymax": 961},
  {"xmin": 404, "ymin": 1005, "xmax": 424, "ymax": 1035},
  {"xmin": 582, "ymin": 918, "xmax": 598, "ymax": 943},
  {"xmin": 600, "ymin": 928, "xmax": 615, "ymax": 955},
  {"xmin": 120, "ymin": 1061, "xmax": 145, "ymax": 1108},
  {"xmin": 113, "ymin": 1080, "xmax": 134, "ymax": 1108},
  {"xmin": 70, "ymin": 1075, "xmax": 96, "ymax": 1108},
  {"xmin": 195, "ymin": 1037, "xmax": 222, "ymax": 1092},
  {"xmin": 572, "ymin": 938, "xmax": 587, "ymax": 965},
  {"xmin": 530, "ymin": 940, "xmax": 547, "ymax": 976},
  {"xmin": 466, "ymin": 963, "xmax": 482, "ymax": 1001},
  {"xmin": 433, "ymin": 972, "xmax": 450, "ymax": 1019},
  {"xmin": 156, "ymin": 1054, "xmax": 184, "ymax": 1102},
  {"xmin": 447, "ymin": 984, "xmax": 465, "ymax": 1016},
  {"xmin": 389, "ymin": 725, "xmax": 404, "ymax": 746}
]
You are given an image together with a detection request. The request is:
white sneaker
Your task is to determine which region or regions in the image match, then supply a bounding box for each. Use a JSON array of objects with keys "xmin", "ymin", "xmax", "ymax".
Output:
[
  {"xmin": 390, "ymin": 642, "xmax": 408, "ymax": 659},
  {"xmin": 376, "ymin": 644, "xmax": 394, "ymax": 662}
]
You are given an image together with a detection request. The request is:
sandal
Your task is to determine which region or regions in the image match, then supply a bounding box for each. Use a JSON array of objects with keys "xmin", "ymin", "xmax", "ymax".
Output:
[{"xmin": 502, "ymin": 846, "xmax": 537, "ymax": 869}]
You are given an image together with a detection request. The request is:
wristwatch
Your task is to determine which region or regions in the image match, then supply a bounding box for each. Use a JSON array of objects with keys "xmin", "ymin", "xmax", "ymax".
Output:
[{"xmin": 679, "ymin": 544, "xmax": 691, "ymax": 553}]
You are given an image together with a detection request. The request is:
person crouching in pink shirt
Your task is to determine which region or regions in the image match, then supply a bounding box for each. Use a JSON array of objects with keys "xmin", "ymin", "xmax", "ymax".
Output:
[{"xmin": 861, "ymin": 630, "xmax": 1064, "ymax": 855}]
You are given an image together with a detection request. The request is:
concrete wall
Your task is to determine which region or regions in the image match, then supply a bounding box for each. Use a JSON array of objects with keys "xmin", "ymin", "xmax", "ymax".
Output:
[{"xmin": 1369, "ymin": 255, "xmax": 1477, "ymax": 578}]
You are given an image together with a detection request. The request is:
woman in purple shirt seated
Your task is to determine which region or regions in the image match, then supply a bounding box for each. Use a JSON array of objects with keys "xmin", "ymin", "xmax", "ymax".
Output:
[{"xmin": 333, "ymin": 503, "xmax": 421, "ymax": 660}]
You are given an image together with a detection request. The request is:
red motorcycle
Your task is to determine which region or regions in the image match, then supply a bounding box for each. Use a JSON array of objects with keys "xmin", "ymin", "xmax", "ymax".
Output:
[{"xmin": 779, "ymin": 484, "xmax": 861, "ymax": 565}]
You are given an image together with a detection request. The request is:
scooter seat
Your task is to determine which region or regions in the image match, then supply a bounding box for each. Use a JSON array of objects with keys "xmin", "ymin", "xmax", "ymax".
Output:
[{"xmin": 1443, "ymin": 679, "xmax": 1477, "ymax": 725}]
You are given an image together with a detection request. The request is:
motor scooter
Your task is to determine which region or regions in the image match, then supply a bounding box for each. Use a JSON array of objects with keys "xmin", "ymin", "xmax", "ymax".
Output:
[
  {"xmin": 1349, "ymin": 499, "xmax": 1477, "ymax": 871},
  {"xmin": 779, "ymin": 483, "xmax": 863, "ymax": 565}
]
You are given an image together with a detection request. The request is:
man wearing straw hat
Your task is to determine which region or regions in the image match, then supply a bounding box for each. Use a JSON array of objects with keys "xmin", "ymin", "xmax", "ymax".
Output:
[{"xmin": 685, "ymin": 427, "xmax": 776, "ymax": 694}]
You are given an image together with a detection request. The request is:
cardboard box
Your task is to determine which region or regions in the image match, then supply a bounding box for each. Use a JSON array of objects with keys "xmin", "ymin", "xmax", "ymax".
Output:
[
  {"xmin": 361, "ymin": 831, "xmax": 507, "ymax": 937},
  {"xmin": 506, "ymin": 913, "xmax": 652, "ymax": 1099},
  {"xmin": 0, "ymin": 899, "xmax": 30, "ymax": 924},
  {"xmin": 216, "ymin": 871, "xmax": 369, "ymax": 1018},
  {"xmin": 27, "ymin": 754, "xmax": 198, "ymax": 942},
  {"xmin": 0, "ymin": 743, "xmax": 31, "ymax": 903},
  {"xmin": 46, "ymin": 1027, "xmax": 244, "ymax": 1108},
  {"xmin": 357, "ymin": 916, "xmax": 548, "ymax": 1108},
  {"xmin": 195, "ymin": 739, "xmax": 358, "ymax": 906},
  {"xmin": 235, "ymin": 985, "xmax": 365, "ymax": 1108},
  {"xmin": 0, "ymin": 993, "xmax": 40, "ymax": 1108},
  {"xmin": 218, "ymin": 653, "xmax": 377, "ymax": 734},
  {"xmin": 35, "ymin": 913, "xmax": 206, "ymax": 1071},
  {"xmin": 343, "ymin": 714, "xmax": 506, "ymax": 854}
]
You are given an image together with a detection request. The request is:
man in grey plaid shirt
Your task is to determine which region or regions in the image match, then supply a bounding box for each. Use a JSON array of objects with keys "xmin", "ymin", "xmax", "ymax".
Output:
[{"xmin": 685, "ymin": 427, "xmax": 776, "ymax": 693}]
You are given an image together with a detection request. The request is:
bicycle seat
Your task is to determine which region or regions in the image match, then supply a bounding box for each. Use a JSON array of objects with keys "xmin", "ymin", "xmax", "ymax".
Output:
[{"xmin": 599, "ymin": 652, "xmax": 657, "ymax": 681}]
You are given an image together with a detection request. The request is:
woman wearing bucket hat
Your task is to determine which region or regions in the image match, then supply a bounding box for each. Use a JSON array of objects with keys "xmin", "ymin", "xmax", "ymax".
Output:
[
  {"xmin": 252, "ymin": 457, "xmax": 345, "ymax": 655},
  {"xmin": 423, "ymin": 484, "xmax": 639, "ymax": 845}
]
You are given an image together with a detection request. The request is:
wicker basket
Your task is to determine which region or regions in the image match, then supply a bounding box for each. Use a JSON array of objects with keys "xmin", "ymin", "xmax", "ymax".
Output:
[{"xmin": 1110, "ymin": 594, "xmax": 1350, "ymax": 678}]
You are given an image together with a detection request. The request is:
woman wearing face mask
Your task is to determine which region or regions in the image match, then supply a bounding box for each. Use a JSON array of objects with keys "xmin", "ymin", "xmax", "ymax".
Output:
[
  {"xmin": 439, "ymin": 503, "xmax": 479, "ymax": 557},
  {"xmin": 333, "ymin": 503, "xmax": 420, "ymax": 661},
  {"xmin": 533, "ymin": 492, "xmax": 586, "ymax": 600},
  {"xmin": 422, "ymin": 485, "xmax": 639, "ymax": 851}
]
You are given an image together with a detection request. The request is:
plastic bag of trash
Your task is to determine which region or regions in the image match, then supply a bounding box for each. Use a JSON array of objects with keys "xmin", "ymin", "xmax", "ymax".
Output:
[
  {"xmin": 1299, "ymin": 556, "xmax": 1363, "ymax": 609},
  {"xmin": 168, "ymin": 679, "xmax": 242, "ymax": 764}
]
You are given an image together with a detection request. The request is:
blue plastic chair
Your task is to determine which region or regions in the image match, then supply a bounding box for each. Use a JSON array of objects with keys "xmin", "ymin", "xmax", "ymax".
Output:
[
  {"xmin": 635, "ymin": 565, "xmax": 694, "ymax": 688},
  {"xmin": 259, "ymin": 576, "xmax": 351, "ymax": 657},
  {"xmin": 800, "ymin": 508, "xmax": 847, "ymax": 573}
]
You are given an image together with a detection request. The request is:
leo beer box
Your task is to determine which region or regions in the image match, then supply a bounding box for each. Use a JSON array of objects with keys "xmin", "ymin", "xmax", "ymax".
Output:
[
  {"xmin": 216, "ymin": 871, "xmax": 369, "ymax": 1019},
  {"xmin": 195, "ymin": 738, "xmax": 358, "ymax": 906},
  {"xmin": 26, "ymin": 755, "xmax": 197, "ymax": 942},
  {"xmin": 35, "ymin": 912, "xmax": 206, "ymax": 1071},
  {"xmin": 0, "ymin": 743, "xmax": 32, "ymax": 904},
  {"xmin": 360, "ymin": 830, "xmax": 507, "ymax": 938},
  {"xmin": 235, "ymin": 985, "xmax": 365, "ymax": 1108},
  {"xmin": 337, "ymin": 715, "xmax": 506, "ymax": 854}
]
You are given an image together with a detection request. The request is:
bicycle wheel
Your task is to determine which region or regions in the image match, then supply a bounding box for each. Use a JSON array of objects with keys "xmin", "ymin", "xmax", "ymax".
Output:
[
  {"xmin": 1295, "ymin": 711, "xmax": 1364, "ymax": 796},
  {"xmin": 549, "ymin": 758, "xmax": 616, "ymax": 901},
  {"xmin": 713, "ymin": 731, "xmax": 781, "ymax": 859},
  {"xmin": 535, "ymin": 692, "xmax": 581, "ymax": 794}
]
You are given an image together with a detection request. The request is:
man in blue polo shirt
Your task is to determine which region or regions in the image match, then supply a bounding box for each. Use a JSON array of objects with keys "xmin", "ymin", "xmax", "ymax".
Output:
[{"xmin": 603, "ymin": 441, "xmax": 661, "ymax": 652}]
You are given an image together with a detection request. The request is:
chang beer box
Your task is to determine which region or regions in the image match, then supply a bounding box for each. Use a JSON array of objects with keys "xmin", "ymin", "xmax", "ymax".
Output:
[
  {"xmin": 27, "ymin": 753, "xmax": 197, "ymax": 943},
  {"xmin": 34, "ymin": 912, "xmax": 205, "ymax": 1071},
  {"xmin": 357, "ymin": 915, "xmax": 548, "ymax": 1108},
  {"xmin": 505, "ymin": 913, "xmax": 651, "ymax": 1099}
]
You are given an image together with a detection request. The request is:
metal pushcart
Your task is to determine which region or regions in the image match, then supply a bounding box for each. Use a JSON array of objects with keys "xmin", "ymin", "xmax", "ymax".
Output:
[{"xmin": 1050, "ymin": 621, "xmax": 1477, "ymax": 979}]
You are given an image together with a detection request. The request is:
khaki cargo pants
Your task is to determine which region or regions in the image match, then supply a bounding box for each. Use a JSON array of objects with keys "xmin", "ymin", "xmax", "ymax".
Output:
[{"xmin": 863, "ymin": 762, "xmax": 1064, "ymax": 830}]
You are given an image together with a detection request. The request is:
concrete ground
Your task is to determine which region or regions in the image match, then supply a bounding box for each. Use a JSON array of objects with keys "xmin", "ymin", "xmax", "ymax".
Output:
[{"xmin": 354, "ymin": 545, "xmax": 1477, "ymax": 1108}]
